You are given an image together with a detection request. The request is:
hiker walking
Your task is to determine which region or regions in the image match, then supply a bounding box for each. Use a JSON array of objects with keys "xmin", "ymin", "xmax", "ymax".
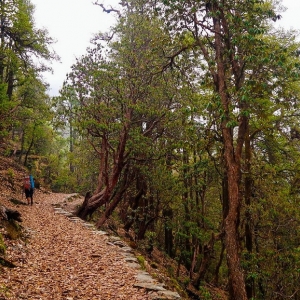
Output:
[{"xmin": 23, "ymin": 174, "xmax": 35, "ymax": 205}]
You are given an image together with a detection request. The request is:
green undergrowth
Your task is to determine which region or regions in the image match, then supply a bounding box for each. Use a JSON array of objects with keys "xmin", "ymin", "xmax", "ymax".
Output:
[
  {"xmin": 0, "ymin": 233, "xmax": 6, "ymax": 255},
  {"xmin": 3, "ymin": 220, "xmax": 23, "ymax": 240}
]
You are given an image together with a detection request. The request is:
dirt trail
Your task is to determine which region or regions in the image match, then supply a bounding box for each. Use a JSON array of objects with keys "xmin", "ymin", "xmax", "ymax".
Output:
[{"xmin": 0, "ymin": 191, "xmax": 150, "ymax": 299}]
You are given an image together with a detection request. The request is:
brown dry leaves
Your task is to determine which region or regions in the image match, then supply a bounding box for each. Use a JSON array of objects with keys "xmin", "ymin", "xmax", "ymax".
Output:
[{"xmin": 0, "ymin": 192, "xmax": 150, "ymax": 299}]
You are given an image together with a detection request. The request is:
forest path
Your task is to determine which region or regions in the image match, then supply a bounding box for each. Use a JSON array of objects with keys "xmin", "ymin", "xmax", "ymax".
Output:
[{"xmin": 0, "ymin": 191, "xmax": 153, "ymax": 300}]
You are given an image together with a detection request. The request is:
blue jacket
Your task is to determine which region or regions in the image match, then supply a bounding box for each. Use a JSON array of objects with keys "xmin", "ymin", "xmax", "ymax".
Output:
[{"xmin": 30, "ymin": 175, "xmax": 35, "ymax": 189}]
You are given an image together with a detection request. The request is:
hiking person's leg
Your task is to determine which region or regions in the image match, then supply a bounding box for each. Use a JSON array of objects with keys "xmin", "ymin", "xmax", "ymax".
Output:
[
  {"xmin": 24, "ymin": 189, "xmax": 30, "ymax": 205},
  {"xmin": 30, "ymin": 189, "xmax": 33, "ymax": 205}
]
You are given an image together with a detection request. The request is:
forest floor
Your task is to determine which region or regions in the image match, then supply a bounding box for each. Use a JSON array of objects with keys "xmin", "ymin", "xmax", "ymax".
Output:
[
  {"xmin": 0, "ymin": 190, "xmax": 156, "ymax": 299},
  {"xmin": 0, "ymin": 156, "xmax": 229, "ymax": 300}
]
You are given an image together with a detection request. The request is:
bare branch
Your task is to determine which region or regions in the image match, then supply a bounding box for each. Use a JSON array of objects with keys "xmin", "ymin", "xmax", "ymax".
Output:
[{"xmin": 93, "ymin": 1, "xmax": 121, "ymax": 17}]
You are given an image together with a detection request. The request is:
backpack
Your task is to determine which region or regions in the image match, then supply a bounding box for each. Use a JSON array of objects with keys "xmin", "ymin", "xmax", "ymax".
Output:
[
  {"xmin": 29, "ymin": 175, "xmax": 35, "ymax": 189},
  {"xmin": 23, "ymin": 176, "xmax": 31, "ymax": 190}
]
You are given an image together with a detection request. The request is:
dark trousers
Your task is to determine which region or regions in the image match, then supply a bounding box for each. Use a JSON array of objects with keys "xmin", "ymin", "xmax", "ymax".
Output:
[{"xmin": 25, "ymin": 188, "xmax": 34, "ymax": 204}]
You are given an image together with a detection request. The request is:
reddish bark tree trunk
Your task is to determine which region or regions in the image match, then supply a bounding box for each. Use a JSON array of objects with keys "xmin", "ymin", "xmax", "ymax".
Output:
[
  {"xmin": 77, "ymin": 112, "xmax": 131, "ymax": 221},
  {"xmin": 244, "ymin": 126, "xmax": 254, "ymax": 298},
  {"xmin": 213, "ymin": 11, "xmax": 248, "ymax": 300},
  {"xmin": 223, "ymin": 158, "xmax": 246, "ymax": 300}
]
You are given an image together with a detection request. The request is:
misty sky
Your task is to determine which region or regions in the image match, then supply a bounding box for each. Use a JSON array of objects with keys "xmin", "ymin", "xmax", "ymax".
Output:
[
  {"xmin": 31, "ymin": 0, "xmax": 118, "ymax": 96},
  {"xmin": 31, "ymin": 0, "xmax": 300, "ymax": 97}
]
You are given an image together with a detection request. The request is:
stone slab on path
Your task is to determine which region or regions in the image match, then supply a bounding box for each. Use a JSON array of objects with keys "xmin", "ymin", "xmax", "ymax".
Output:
[
  {"xmin": 52, "ymin": 197, "xmax": 182, "ymax": 300},
  {"xmin": 0, "ymin": 192, "xmax": 152, "ymax": 299}
]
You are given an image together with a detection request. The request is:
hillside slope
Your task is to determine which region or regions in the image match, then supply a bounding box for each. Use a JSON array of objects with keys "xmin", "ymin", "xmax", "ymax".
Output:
[{"xmin": 0, "ymin": 157, "xmax": 184, "ymax": 299}]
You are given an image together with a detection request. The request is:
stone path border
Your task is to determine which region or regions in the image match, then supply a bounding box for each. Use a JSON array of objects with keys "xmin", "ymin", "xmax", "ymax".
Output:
[{"xmin": 53, "ymin": 196, "xmax": 181, "ymax": 300}]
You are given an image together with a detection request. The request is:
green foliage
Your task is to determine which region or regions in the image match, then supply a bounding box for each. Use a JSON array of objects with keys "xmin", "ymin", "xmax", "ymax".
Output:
[
  {"xmin": 4, "ymin": 220, "xmax": 22, "ymax": 240},
  {"xmin": 6, "ymin": 168, "xmax": 15, "ymax": 187},
  {"xmin": 0, "ymin": 234, "xmax": 6, "ymax": 255},
  {"xmin": 0, "ymin": 284, "xmax": 11, "ymax": 297},
  {"xmin": 0, "ymin": 0, "xmax": 57, "ymax": 165},
  {"xmin": 0, "ymin": 83, "xmax": 11, "ymax": 139},
  {"xmin": 48, "ymin": 0, "xmax": 300, "ymax": 297},
  {"xmin": 136, "ymin": 255, "xmax": 146, "ymax": 270},
  {"xmin": 199, "ymin": 284, "xmax": 213, "ymax": 300}
]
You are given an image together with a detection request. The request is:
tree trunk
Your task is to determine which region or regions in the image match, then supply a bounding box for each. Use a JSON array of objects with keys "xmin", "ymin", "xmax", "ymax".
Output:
[
  {"xmin": 182, "ymin": 148, "xmax": 191, "ymax": 262},
  {"xmin": 77, "ymin": 120, "xmax": 130, "ymax": 221},
  {"xmin": 24, "ymin": 132, "xmax": 34, "ymax": 167},
  {"xmin": 244, "ymin": 125, "xmax": 254, "ymax": 299},
  {"xmin": 96, "ymin": 169, "xmax": 131, "ymax": 227},
  {"xmin": 136, "ymin": 217, "xmax": 155, "ymax": 240},
  {"xmin": 223, "ymin": 161, "xmax": 246, "ymax": 300},
  {"xmin": 213, "ymin": 241, "xmax": 225, "ymax": 285},
  {"xmin": 123, "ymin": 193, "xmax": 141, "ymax": 232},
  {"xmin": 0, "ymin": 5, "xmax": 5, "ymax": 84},
  {"xmin": 123, "ymin": 173, "xmax": 147, "ymax": 232},
  {"xmin": 69, "ymin": 116, "xmax": 74, "ymax": 173},
  {"xmin": 221, "ymin": 109, "xmax": 247, "ymax": 300},
  {"xmin": 164, "ymin": 151, "xmax": 174, "ymax": 257},
  {"xmin": 189, "ymin": 243, "xmax": 199, "ymax": 279},
  {"xmin": 163, "ymin": 207, "xmax": 173, "ymax": 257},
  {"xmin": 6, "ymin": 69, "xmax": 14, "ymax": 100},
  {"xmin": 214, "ymin": 10, "xmax": 247, "ymax": 299},
  {"xmin": 96, "ymin": 189, "xmax": 125, "ymax": 227},
  {"xmin": 18, "ymin": 130, "xmax": 25, "ymax": 164},
  {"xmin": 77, "ymin": 188, "xmax": 107, "ymax": 220},
  {"xmin": 192, "ymin": 233, "xmax": 218, "ymax": 288}
]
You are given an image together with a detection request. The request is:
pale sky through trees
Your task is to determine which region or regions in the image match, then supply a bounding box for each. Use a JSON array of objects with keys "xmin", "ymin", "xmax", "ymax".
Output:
[
  {"xmin": 31, "ymin": 0, "xmax": 119, "ymax": 96},
  {"xmin": 31, "ymin": 0, "xmax": 300, "ymax": 97}
]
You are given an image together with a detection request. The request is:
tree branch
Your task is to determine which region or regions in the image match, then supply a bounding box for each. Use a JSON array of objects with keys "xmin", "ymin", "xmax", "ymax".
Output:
[{"xmin": 93, "ymin": 1, "xmax": 121, "ymax": 17}]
